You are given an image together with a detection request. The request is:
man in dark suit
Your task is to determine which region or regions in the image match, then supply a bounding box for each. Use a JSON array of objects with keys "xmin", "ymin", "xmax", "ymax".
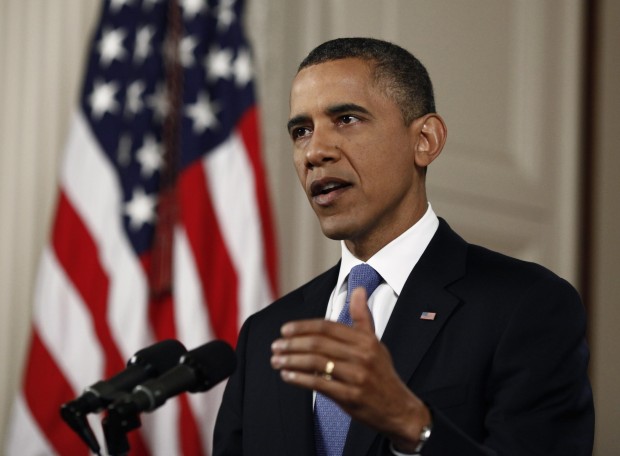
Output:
[{"xmin": 213, "ymin": 37, "xmax": 594, "ymax": 455}]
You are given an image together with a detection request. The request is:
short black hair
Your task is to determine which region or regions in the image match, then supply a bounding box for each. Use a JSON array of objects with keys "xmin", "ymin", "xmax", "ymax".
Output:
[{"xmin": 298, "ymin": 37, "xmax": 436, "ymax": 125}]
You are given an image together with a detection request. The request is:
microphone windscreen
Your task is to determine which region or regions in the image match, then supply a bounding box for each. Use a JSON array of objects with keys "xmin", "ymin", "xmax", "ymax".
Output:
[
  {"xmin": 181, "ymin": 340, "xmax": 237, "ymax": 392},
  {"xmin": 129, "ymin": 339, "xmax": 187, "ymax": 374}
]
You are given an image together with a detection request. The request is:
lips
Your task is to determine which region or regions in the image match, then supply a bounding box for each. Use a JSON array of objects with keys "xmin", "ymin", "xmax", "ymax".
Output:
[{"xmin": 309, "ymin": 178, "xmax": 351, "ymax": 206}]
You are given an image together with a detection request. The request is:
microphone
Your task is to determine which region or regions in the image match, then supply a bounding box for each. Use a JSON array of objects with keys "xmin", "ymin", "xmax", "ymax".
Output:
[
  {"xmin": 61, "ymin": 339, "xmax": 188, "ymax": 415},
  {"xmin": 109, "ymin": 340, "xmax": 236, "ymax": 415},
  {"xmin": 60, "ymin": 339, "xmax": 187, "ymax": 454}
]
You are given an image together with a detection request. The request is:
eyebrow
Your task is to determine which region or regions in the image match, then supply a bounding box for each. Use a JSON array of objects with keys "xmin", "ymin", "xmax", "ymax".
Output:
[
  {"xmin": 326, "ymin": 103, "xmax": 371, "ymax": 117},
  {"xmin": 286, "ymin": 103, "xmax": 372, "ymax": 133},
  {"xmin": 286, "ymin": 115, "xmax": 310, "ymax": 134}
]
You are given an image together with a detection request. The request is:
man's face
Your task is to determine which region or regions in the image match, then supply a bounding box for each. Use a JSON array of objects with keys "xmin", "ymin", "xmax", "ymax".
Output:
[{"xmin": 288, "ymin": 58, "xmax": 427, "ymax": 256}]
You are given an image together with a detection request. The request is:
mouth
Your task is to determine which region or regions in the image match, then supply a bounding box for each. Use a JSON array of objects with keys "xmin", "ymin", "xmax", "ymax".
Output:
[{"xmin": 309, "ymin": 178, "xmax": 351, "ymax": 206}]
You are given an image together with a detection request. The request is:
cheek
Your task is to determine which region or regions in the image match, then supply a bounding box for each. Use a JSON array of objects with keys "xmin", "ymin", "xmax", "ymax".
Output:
[
  {"xmin": 359, "ymin": 143, "xmax": 415, "ymax": 189},
  {"xmin": 293, "ymin": 153, "xmax": 307, "ymax": 184}
]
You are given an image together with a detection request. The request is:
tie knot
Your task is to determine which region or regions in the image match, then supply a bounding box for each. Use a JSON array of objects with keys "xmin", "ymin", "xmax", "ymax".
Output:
[{"xmin": 347, "ymin": 263, "xmax": 381, "ymax": 303}]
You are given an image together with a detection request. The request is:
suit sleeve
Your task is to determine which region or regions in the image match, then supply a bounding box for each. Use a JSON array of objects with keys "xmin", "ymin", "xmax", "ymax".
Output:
[
  {"xmin": 212, "ymin": 316, "xmax": 252, "ymax": 456},
  {"xmin": 421, "ymin": 276, "xmax": 594, "ymax": 456}
]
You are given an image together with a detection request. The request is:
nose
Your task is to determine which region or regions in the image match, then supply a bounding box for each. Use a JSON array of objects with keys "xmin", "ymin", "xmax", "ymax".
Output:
[{"xmin": 304, "ymin": 128, "xmax": 341, "ymax": 170}]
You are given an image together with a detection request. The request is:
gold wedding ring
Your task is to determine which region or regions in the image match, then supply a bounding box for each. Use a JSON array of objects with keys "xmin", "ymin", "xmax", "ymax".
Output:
[{"xmin": 323, "ymin": 360, "xmax": 335, "ymax": 381}]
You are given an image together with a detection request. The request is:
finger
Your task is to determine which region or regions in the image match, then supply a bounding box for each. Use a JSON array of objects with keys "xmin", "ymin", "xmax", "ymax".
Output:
[
  {"xmin": 279, "ymin": 367, "xmax": 361, "ymax": 403},
  {"xmin": 280, "ymin": 318, "xmax": 361, "ymax": 342},
  {"xmin": 271, "ymin": 348, "xmax": 366, "ymax": 381},
  {"xmin": 271, "ymin": 334, "xmax": 361, "ymax": 361},
  {"xmin": 349, "ymin": 287, "xmax": 375, "ymax": 334},
  {"xmin": 270, "ymin": 352, "xmax": 327, "ymax": 374}
]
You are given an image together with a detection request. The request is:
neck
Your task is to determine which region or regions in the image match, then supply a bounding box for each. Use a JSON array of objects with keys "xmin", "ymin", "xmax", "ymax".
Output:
[{"xmin": 344, "ymin": 201, "xmax": 428, "ymax": 261}]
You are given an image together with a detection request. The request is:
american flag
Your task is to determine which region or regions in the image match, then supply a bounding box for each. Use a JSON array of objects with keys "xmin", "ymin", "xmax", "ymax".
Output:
[
  {"xmin": 420, "ymin": 312, "xmax": 437, "ymax": 321},
  {"xmin": 5, "ymin": 0, "xmax": 277, "ymax": 454}
]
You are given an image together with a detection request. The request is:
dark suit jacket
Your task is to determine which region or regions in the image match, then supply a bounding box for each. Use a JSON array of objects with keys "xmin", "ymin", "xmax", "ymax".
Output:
[{"xmin": 213, "ymin": 219, "xmax": 594, "ymax": 455}]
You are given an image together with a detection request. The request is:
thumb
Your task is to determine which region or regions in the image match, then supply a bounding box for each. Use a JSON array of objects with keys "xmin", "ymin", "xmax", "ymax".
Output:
[{"xmin": 349, "ymin": 287, "xmax": 375, "ymax": 334}]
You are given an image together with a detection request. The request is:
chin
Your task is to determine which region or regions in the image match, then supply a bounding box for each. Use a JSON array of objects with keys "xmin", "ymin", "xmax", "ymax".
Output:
[
  {"xmin": 321, "ymin": 231, "xmax": 346, "ymax": 241},
  {"xmin": 318, "ymin": 220, "xmax": 356, "ymax": 241}
]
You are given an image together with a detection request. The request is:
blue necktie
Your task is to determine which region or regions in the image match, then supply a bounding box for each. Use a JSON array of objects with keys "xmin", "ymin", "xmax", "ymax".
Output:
[{"xmin": 314, "ymin": 263, "xmax": 382, "ymax": 456}]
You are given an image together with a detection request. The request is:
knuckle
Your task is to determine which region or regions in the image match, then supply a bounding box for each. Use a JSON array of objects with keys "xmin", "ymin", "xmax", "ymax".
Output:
[
  {"xmin": 358, "ymin": 347, "xmax": 376, "ymax": 365},
  {"xmin": 307, "ymin": 376, "xmax": 320, "ymax": 390},
  {"xmin": 306, "ymin": 337, "xmax": 321, "ymax": 351},
  {"xmin": 351, "ymin": 370, "xmax": 368, "ymax": 386},
  {"xmin": 346, "ymin": 387, "xmax": 363, "ymax": 405},
  {"xmin": 316, "ymin": 320, "xmax": 332, "ymax": 335}
]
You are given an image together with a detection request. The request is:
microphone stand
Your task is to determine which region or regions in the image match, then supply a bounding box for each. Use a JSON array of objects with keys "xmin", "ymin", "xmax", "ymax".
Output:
[
  {"xmin": 59, "ymin": 402, "xmax": 102, "ymax": 455},
  {"xmin": 102, "ymin": 395, "xmax": 142, "ymax": 456}
]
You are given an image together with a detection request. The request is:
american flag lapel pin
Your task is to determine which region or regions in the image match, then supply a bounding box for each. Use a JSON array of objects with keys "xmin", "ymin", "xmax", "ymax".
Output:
[{"xmin": 420, "ymin": 311, "xmax": 437, "ymax": 321}]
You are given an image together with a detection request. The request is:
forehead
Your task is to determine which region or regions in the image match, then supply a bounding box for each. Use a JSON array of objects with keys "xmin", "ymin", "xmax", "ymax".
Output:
[{"xmin": 290, "ymin": 58, "xmax": 383, "ymax": 113}]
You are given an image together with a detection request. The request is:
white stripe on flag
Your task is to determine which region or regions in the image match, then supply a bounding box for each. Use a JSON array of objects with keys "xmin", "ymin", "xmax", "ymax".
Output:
[
  {"xmin": 5, "ymin": 394, "xmax": 55, "ymax": 456},
  {"xmin": 34, "ymin": 247, "xmax": 104, "ymax": 392},
  {"xmin": 188, "ymin": 379, "xmax": 228, "ymax": 452},
  {"xmin": 140, "ymin": 395, "xmax": 182, "ymax": 455},
  {"xmin": 204, "ymin": 132, "xmax": 274, "ymax": 326}
]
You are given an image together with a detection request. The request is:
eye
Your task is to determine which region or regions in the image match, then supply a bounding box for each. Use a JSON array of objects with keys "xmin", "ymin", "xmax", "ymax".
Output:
[
  {"xmin": 290, "ymin": 126, "xmax": 312, "ymax": 140},
  {"xmin": 338, "ymin": 115, "xmax": 360, "ymax": 125}
]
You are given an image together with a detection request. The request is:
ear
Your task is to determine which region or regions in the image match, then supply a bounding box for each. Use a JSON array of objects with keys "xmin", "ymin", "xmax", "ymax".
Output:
[{"xmin": 411, "ymin": 114, "xmax": 447, "ymax": 168}]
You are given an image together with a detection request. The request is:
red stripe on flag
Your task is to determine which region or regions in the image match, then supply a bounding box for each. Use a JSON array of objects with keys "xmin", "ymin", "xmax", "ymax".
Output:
[
  {"xmin": 237, "ymin": 107, "xmax": 279, "ymax": 297},
  {"xmin": 24, "ymin": 330, "xmax": 89, "ymax": 455},
  {"xmin": 51, "ymin": 191, "xmax": 150, "ymax": 455},
  {"xmin": 179, "ymin": 161, "xmax": 239, "ymax": 346},
  {"xmin": 51, "ymin": 191, "xmax": 123, "ymax": 378}
]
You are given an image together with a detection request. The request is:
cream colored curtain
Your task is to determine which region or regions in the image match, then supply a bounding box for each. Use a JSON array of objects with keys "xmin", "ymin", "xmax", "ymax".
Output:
[{"xmin": 0, "ymin": 0, "xmax": 102, "ymax": 443}]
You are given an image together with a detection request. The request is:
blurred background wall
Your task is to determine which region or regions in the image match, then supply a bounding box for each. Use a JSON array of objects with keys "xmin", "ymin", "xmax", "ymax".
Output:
[{"xmin": 0, "ymin": 0, "xmax": 617, "ymax": 453}]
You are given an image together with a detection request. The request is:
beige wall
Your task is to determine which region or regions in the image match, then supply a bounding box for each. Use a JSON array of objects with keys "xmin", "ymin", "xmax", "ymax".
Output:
[{"xmin": 0, "ymin": 0, "xmax": 617, "ymax": 453}]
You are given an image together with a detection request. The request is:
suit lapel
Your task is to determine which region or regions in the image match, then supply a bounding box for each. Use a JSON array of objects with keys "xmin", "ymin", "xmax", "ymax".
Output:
[
  {"xmin": 279, "ymin": 264, "xmax": 340, "ymax": 456},
  {"xmin": 345, "ymin": 220, "xmax": 467, "ymax": 456},
  {"xmin": 383, "ymin": 220, "xmax": 466, "ymax": 383}
]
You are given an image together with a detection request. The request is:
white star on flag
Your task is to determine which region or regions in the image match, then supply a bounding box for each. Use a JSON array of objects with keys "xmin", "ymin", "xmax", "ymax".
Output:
[
  {"xmin": 181, "ymin": 0, "xmax": 207, "ymax": 19},
  {"xmin": 110, "ymin": 0, "xmax": 136, "ymax": 13},
  {"xmin": 134, "ymin": 26, "xmax": 155, "ymax": 64},
  {"xmin": 124, "ymin": 187, "xmax": 157, "ymax": 230},
  {"xmin": 97, "ymin": 28, "xmax": 127, "ymax": 66},
  {"xmin": 147, "ymin": 83, "xmax": 168, "ymax": 123},
  {"xmin": 180, "ymin": 35, "xmax": 198, "ymax": 67},
  {"xmin": 233, "ymin": 48, "xmax": 253, "ymax": 87},
  {"xmin": 88, "ymin": 79, "xmax": 120, "ymax": 119},
  {"xmin": 216, "ymin": 0, "xmax": 237, "ymax": 31},
  {"xmin": 205, "ymin": 46, "xmax": 233, "ymax": 81},
  {"xmin": 125, "ymin": 80, "xmax": 146, "ymax": 117},
  {"xmin": 185, "ymin": 92, "xmax": 221, "ymax": 133},
  {"xmin": 136, "ymin": 135, "xmax": 163, "ymax": 177}
]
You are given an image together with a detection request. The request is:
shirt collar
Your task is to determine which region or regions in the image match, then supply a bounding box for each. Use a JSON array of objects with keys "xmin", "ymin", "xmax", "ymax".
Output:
[{"xmin": 336, "ymin": 203, "xmax": 439, "ymax": 296}]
